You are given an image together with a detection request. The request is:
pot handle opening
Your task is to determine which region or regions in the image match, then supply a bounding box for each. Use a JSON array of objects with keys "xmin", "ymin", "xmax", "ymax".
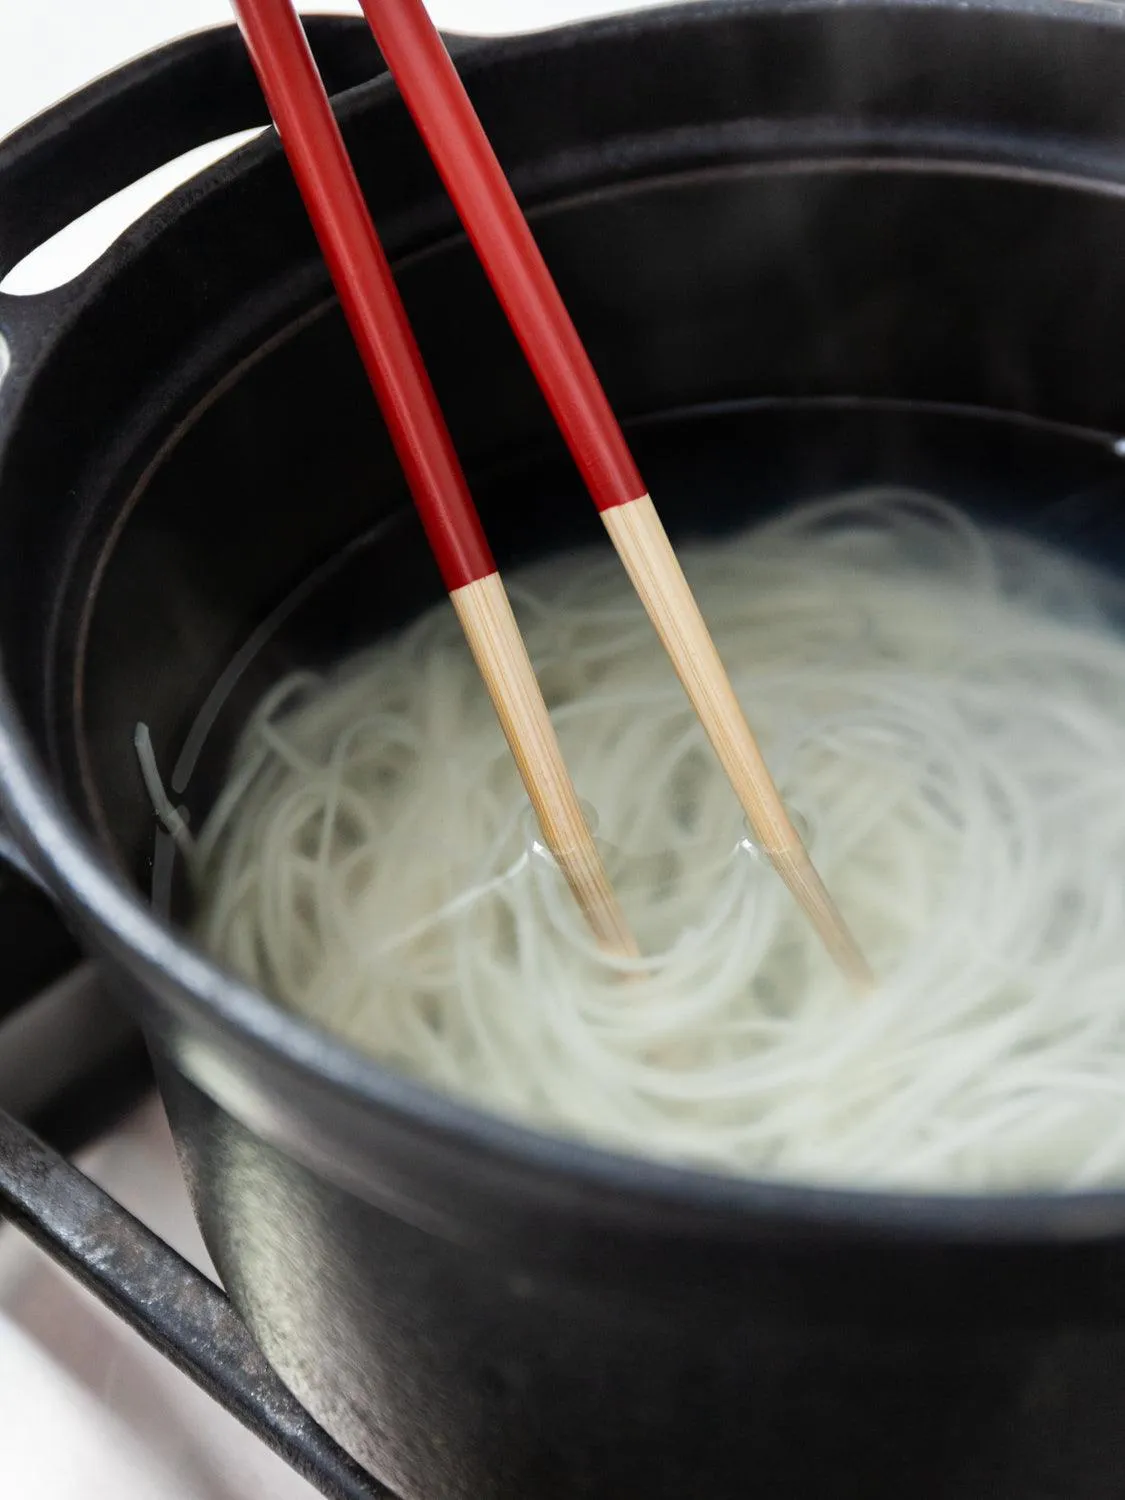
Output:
[
  {"xmin": 0, "ymin": 15, "xmax": 384, "ymax": 295},
  {"xmin": 0, "ymin": 1103, "xmax": 395, "ymax": 1500}
]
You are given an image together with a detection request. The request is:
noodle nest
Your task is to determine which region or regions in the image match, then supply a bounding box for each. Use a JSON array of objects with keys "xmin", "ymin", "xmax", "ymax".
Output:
[{"xmin": 189, "ymin": 489, "xmax": 1125, "ymax": 1191}]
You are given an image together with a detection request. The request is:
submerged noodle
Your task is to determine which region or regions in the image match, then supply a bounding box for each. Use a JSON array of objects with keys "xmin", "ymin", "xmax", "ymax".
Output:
[{"xmin": 189, "ymin": 488, "xmax": 1125, "ymax": 1191}]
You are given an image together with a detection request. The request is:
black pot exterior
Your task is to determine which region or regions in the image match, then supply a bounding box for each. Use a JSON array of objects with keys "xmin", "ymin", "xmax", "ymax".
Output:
[{"xmin": 6, "ymin": 4, "xmax": 1125, "ymax": 1495}]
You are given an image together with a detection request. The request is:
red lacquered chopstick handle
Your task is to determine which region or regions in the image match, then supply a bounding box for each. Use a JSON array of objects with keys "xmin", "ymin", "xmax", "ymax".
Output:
[
  {"xmin": 357, "ymin": 0, "xmax": 645, "ymax": 513},
  {"xmin": 231, "ymin": 0, "xmax": 495, "ymax": 589}
]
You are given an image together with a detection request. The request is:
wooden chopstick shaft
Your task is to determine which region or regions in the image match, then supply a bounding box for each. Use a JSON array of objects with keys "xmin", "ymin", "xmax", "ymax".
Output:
[
  {"xmin": 231, "ymin": 0, "xmax": 637, "ymax": 959},
  {"xmin": 452, "ymin": 576, "xmax": 639, "ymax": 958},
  {"xmin": 603, "ymin": 497, "xmax": 874, "ymax": 991}
]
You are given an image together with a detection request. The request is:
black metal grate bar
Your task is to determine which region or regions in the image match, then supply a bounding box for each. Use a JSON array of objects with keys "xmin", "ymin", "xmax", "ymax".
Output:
[{"xmin": 0, "ymin": 1104, "xmax": 396, "ymax": 1500}]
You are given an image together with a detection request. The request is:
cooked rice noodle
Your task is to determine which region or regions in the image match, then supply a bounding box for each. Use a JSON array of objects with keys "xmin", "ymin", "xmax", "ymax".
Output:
[{"xmin": 186, "ymin": 488, "xmax": 1125, "ymax": 1191}]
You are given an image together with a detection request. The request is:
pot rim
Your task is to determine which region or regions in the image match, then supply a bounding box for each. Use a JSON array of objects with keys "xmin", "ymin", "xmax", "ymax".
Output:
[{"xmin": 6, "ymin": 0, "xmax": 1125, "ymax": 1244}]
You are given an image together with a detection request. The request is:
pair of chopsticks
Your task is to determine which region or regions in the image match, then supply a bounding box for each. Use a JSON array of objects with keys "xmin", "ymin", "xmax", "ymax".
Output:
[{"xmin": 231, "ymin": 0, "xmax": 872, "ymax": 991}]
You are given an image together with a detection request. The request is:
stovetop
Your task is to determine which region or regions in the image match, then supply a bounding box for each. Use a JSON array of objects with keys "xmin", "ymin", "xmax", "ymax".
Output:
[{"xmin": 0, "ymin": 1097, "xmax": 321, "ymax": 1500}]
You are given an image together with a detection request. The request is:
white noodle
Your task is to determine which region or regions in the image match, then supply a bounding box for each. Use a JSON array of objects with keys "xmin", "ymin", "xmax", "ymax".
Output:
[
  {"xmin": 187, "ymin": 488, "xmax": 1125, "ymax": 1191},
  {"xmin": 134, "ymin": 723, "xmax": 194, "ymax": 853}
]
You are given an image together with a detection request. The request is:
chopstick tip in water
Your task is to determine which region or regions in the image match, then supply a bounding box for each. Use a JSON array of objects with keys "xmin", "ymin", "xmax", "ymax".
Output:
[
  {"xmin": 772, "ymin": 846, "xmax": 876, "ymax": 995},
  {"xmin": 450, "ymin": 571, "xmax": 640, "ymax": 961},
  {"xmin": 602, "ymin": 493, "xmax": 873, "ymax": 991}
]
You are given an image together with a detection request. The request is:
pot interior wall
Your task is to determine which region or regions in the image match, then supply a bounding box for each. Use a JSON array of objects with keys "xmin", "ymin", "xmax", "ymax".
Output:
[{"xmin": 46, "ymin": 160, "xmax": 1125, "ymax": 896}]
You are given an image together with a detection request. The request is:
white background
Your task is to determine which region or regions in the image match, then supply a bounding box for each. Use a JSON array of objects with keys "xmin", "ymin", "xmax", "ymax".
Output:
[{"xmin": 0, "ymin": 1, "xmax": 679, "ymax": 1496}]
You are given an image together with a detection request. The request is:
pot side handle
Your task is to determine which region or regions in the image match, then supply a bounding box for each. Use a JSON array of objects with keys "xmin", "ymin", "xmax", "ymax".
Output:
[
  {"xmin": 0, "ymin": 15, "xmax": 384, "ymax": 291},
  {"xmin": 0, "ymin": 1102, "xmax": 396, "ymax": 1500}
]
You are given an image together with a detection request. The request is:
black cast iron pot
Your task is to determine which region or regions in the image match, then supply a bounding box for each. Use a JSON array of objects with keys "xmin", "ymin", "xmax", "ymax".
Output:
[{"xmin": 6, "ymin": 3, "xmax": 1125, "ymax": 1495}]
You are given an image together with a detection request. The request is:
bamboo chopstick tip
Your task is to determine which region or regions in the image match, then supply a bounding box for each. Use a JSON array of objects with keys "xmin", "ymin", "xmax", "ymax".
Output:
[
  {"xmin": 452, "ymin": 574, "xmax": 640, "ymax": 961},
  {"xmin": 770, "ymin": 847, "xmax": 875, "ymax": 996}
]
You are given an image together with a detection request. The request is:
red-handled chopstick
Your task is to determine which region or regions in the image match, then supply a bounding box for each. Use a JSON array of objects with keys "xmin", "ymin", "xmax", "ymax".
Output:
[
  {"xmin": 230, "ymin": 0, "xmax": 637, "ymax": 959},
  {"xmin": 351, "ymin": 0, "xmax": 872, "ymax": 991}
]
